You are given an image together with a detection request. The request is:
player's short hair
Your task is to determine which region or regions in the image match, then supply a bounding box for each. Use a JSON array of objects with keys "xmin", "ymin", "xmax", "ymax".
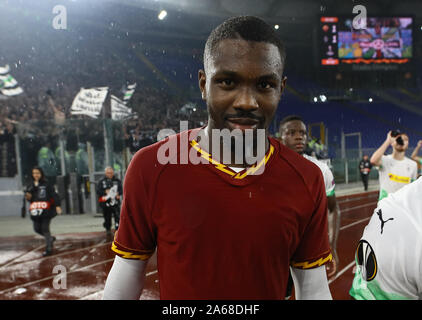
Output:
[
  {"xmin": 204, "ymin": 16, "xmax": 286, "ymax": 71},
  {"xmin": 279, "ymin": 115, "xmax": 305, "ymax": 132}
]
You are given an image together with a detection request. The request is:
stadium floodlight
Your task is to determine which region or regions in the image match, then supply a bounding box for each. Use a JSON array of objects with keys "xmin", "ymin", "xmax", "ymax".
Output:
[
  {"xmin": 158, "ymin": 10, "xmax": 167, "ymax": 20},
  {"xmin": 319, "ymin": 95, "xmax": 327, "ymax": 102},
  {"xmin": 369, "ymin": 98, "xmax": 373, "ymax": 102},
  {"xmin": 274, "ymin": 25, "xmax": 279, "ymax": 30},
  {"xmin": 313, "ymin": 97, "xmax": 318, "ymax": 102}
]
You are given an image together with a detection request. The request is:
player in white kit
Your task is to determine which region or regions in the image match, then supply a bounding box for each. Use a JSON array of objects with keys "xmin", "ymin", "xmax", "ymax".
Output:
[
  {"xmin": 349, "ymin": 176, "xmax": 422, "ymax": 300},
  {"xmin": 279, "ymin": 115, "xmax": 339, "ymax": 275},
  {"xmin": 370, "ymin": 131, "xmax": 417, "ymax": 200}
]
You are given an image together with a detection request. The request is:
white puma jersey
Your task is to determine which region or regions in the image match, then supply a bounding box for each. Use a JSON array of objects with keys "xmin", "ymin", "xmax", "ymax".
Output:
[
  {"xmin": 350, "ymin": 177, "xmax": 422, "ymax": 300},
  {"xmin": 303, "ymin": 154, "xmax": 335, "ymax": 197}
]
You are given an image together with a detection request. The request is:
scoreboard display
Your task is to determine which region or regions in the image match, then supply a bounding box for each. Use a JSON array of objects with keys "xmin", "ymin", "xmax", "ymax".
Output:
[{"xmin": 320, "ymin": 16, "xmax": 413, "ymax": 67}]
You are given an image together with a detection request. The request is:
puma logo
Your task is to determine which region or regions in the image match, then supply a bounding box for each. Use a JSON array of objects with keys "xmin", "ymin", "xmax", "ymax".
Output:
[{"xmin": 376, "ymin": 209, "xmax": 394, "ymax": 234}]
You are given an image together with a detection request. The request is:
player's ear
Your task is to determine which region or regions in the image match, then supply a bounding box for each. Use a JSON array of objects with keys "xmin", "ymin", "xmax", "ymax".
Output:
[{"xmin": 198, "ymin": 69, "xmax": 207, "ymax": 100}]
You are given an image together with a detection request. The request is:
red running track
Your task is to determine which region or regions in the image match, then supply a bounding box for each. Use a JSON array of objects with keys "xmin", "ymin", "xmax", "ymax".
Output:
[{"xmin": 0, "ymin": 190, "xmax": 378, "ymax": 300}]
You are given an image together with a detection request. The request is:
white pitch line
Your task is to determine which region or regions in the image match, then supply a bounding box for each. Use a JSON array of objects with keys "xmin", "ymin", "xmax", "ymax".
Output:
[
  {"xmin": 70, "ymin": 264, "xmax": 79, "ymax": 271},
  {"xmin": 2, "ymin": 241, "xmax": 111, "ymax": 268},
  {"xmin": 341, "ymin": 202, "xmax": 377, "ymax": 214},
  {"xmin": 77, "ymin": 269, "xmax": 159, "ymax": 300},
  {"xmin": 146, "ymin": 270, "xmax": 158, "ymax": 277},
  {"xmin": 340, "ymin": 217, "xmax": 371, "ymax": 231},
  {"xmin": 0, "ymin": 258, "xmax": 115, "ymax": 296},
  {"xmin": 0, "ymin": 244, "xmax": 45, "ymax": 269},
  {"xmin": 328, "ymin": 260, "xmax": 355, "ymax": 285}
]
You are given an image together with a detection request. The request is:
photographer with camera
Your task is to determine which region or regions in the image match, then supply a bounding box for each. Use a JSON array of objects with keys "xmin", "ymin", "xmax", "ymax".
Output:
[
  {"xmin": 96, "ymin": 167, "xmax": 122, "ymax": 237},
  {"xmin": 370, "ymin": 130, "xmax": 417, "ymax": 201},
  {"xmin": 25, "ymin": 166, "xmax": 62, "ymax": 256}
]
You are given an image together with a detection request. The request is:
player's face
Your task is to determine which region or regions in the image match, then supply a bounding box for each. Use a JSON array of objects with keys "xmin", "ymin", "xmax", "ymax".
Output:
[
  {"xmin": 199, "ymin": 39, "xmax": 286, "ymax": 135},
  {"xmin": 32, "ymin": 169, "xmax": 41, "ymax": 182},
  {"xmin": 393, "ymin": 134, "xmax": 409, "ymax": 152},
  {"xmin": 105, "ymin": 168, "xmax": 114, "ymax": 179},
  {"xmin": 280, "ymin": 120, "xmax": 307, "ymax": 154}
]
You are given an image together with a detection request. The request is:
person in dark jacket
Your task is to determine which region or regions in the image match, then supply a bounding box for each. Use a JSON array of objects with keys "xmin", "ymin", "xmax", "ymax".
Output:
[
  {"xmin": 25, "ymin": 166, "xmax": 62, "ymax": 256},
  {"xmin": 96, "ymin": 167, "xmax": 123, "ymax": 236},
  {"xmin": 359, "ymin": 155, "xmax": 372, "ymax": 191}
]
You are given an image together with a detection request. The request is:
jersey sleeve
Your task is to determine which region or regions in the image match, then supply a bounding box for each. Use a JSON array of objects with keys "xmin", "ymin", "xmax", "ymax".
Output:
[
  {"xmin": 349, "ymin": 187, "xmax": 422, "ymax": 300},
  {"xmin": 112, "ymin": 151, "xmax": 157, "ymax": 261},
  {"xmin": 324, "ymin": 166, "xmax": 335, "ymax": 197},
  {"xmin": 291, "ymin": 169, "xmax": 332, "ymax": 269}
]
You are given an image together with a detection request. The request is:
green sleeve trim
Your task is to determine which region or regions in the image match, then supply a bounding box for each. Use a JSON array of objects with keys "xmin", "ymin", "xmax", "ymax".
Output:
[
  {"xmin": 378, "ymin": 189, "xmax": 388, "ymax": 201},
  {"xmin": 350, "ymin": 265, "xmax": 411, "ymax": 300},
  {"xmin": 326, "ymin": 189, "xmax": 335, "ymax": 197}
]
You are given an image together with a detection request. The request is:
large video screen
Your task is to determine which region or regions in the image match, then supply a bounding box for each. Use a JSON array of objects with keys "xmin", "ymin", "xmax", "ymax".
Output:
[{"xmin": 320, "ymin": 16, "xmax": 413, "ymax": 66}]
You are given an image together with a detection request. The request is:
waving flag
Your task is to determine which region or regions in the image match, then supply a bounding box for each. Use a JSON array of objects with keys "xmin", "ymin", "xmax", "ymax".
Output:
[
  {"xmin": 111, "ymin": 95, "xmax": 134, "ymax": 120},
  {"xmin": 70, "ymin": 87, "xmax": 109, "ymax": 118},
  {"xmin": 122, "ymin": 83, "xmax": 136, "ymax": 102},
  {"xmin": 0, "ymin": 64, "xmax": 24, "ymax": 96}
]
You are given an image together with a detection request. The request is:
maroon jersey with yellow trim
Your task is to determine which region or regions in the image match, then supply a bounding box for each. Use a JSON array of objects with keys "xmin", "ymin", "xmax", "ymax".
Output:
[{"xmin": 112, "ymin": 128, "xmax": 331, "ymax": 299}]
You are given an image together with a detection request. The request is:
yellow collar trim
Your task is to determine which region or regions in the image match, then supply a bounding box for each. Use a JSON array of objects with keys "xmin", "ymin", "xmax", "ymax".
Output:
[{"xmin": 190, "ymin": 139, "xmax": 274, "ymax": 179}]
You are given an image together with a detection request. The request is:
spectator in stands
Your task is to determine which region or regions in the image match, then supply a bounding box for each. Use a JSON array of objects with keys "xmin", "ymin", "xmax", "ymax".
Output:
[
  {"xmin": 370, "ymin": 131, "xmax": 417, "ymax": 201},
  {"xmin": 125, "ymin": 129, "xmax": 141, "ymax": 154},
  {"xmin": 359, "ymin": 155, "xmax": 372, "ymax": 191},
  {"xmin": 0, "ymin": 120, "xmax": 17, "ymax": 177},
  {"xmin": 411, "ymin": 140, "xmax": 422, "ymax": 177}
]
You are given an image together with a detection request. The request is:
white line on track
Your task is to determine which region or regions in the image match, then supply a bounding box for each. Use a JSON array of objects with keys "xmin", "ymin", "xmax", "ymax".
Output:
[
  {"xmin": 328, "ymin": 260, "xmax": 355, "ymax": 285},
  {"xmin": 0, "ymin": 244, "xmax": 45, "ymax": 269},
  {"xmin": 70, "ymin": 264, "xmax": 79, "ymax": 271},
  {"xmin": 2, "ymin": 241, "xmax": 112, "ymax": 268},
  {"xmin": 340, "ymin": 217, "xmax": 371, "ymax": 231},
  {"xmin": 340, "ymin": 202, "xmax": 377, "ymax": 214},
  {"xmin": 77, "ymin": 269, "xmax": 159, "ymax": 300},
  {"xmin": 0, "ymin": 258, "xmax": 115, "ymax": 296},
  {"xmin": 146, "ymin": 270, "xmax": 158, "ymax": 277},
  {"xmin": 80, "ymin": 255, "xmax": 88, "ymax": 262}
]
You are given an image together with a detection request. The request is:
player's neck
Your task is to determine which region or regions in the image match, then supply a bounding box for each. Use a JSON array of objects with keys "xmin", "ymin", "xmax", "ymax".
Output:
[
  {"xmin": 197, "ymin": 126, "xmax": 270, "ymax": 168},
  {"xmin": 392, "ymin": 150, "xmax": 405, "ymax": 160}
]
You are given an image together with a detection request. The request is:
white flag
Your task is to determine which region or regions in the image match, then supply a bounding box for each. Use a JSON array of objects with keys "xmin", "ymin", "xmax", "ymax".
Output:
[
  {"xmin": 123, "ymin": 83, "xmax": 136, "ymax": 101},
  {"xmin": 111, "ymin": 95, "xmax": 133, "ymax": 120},
  {"xmin": 0, "ymin": 65, "xmax": 24, "ymax": 96},
  {"xmin": 70, "ymin": 87, "xmax": 108, "ymax": 118},
  {"xmin": 0, "ymin": 65, "xmax": 10, "ymax": 75},
  {"xmin": 0, "ymin": 86, "xmax": 24, "ymax": 96},
  {"xmin": 0, "ymin": 74, "xmax": 18, "ymax": 88}
]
